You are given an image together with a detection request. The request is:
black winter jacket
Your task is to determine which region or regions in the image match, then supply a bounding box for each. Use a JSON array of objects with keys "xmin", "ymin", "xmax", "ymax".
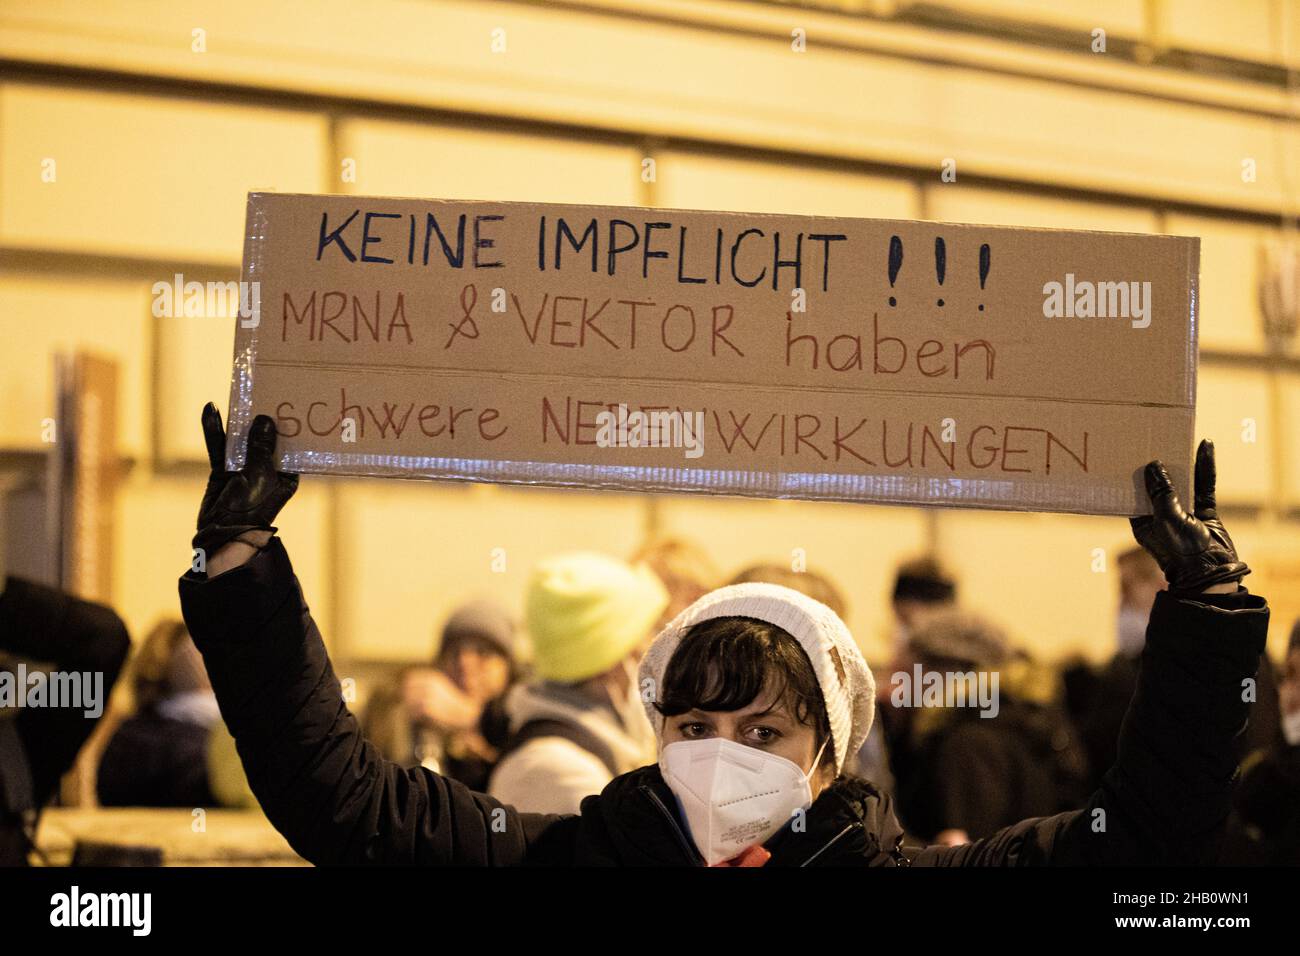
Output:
[
  {"xmin": 96, "ymin": 710, "xmax": 218, "ymax": 808},
  {"xmin": 891, "ymin": 699, "xmax": 1086, "ymax": 842},
  {"xmin": 179, "ymin": 538, "xmax": 1269, "ymax": 866}
]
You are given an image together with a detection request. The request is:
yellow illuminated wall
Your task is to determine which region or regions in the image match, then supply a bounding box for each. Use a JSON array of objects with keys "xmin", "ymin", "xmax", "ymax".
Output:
[{"xmin": 2, "ymin": 0, "xmax": 1298, "ymax": 668}]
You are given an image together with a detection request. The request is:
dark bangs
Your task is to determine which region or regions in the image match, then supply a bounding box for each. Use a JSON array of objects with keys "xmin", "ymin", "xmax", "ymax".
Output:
[{"xmin": 656, "ymin": 616, "xmax": 830, "ymax": 742}]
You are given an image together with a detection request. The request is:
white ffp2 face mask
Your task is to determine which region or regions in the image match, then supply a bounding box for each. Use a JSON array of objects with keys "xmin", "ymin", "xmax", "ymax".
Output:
[
  {"xmin": 1282, "ymin": 709, "xmax": 1300, "ymax": 747},
  {"xmin": 659, "ymin": 736, "xmax": 828, "ymax": 866},
  {"xmin": 1116, "ymin": 605, "xmax": 1148, "ymax": 657}
]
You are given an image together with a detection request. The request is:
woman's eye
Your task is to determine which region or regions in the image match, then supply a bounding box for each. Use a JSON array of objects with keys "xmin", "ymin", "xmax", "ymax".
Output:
[
  {"xmin": 747, "ymin": 726, "xmax": 779, "ymax": 744},
  {"xmin": 680, "ymin": 722, "xmax": 710, "ymax": 738}
]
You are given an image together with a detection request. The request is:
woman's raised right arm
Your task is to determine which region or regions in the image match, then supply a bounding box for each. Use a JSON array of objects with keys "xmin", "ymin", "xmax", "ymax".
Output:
[{"xmin": 179, "ymin": 404, "xmax": 575, "ymax": 865}]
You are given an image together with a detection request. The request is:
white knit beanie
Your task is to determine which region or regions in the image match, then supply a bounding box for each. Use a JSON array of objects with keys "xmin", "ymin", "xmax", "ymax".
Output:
[{"xmin": 638, "ymin": 582, "xmax": 875, "ymax": 774}]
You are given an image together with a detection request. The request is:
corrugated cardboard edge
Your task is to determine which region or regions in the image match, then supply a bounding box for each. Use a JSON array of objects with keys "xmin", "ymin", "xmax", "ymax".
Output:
[
  {"xmin": 224, "ymin": 193, "xmax": 1201, "ymax": 516},
  {"xmin": 225, "ymin": 193, "xmax": 268, "ymax": 470}
]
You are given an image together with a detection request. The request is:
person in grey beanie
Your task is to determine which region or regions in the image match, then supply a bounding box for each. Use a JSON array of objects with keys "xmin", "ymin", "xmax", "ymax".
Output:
[{"xmin": 362, "ymin": 600, "xmax": 518, "ymax": 791}]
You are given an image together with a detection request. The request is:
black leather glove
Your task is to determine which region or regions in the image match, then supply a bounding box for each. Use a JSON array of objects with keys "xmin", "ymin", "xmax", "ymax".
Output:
[
  {"xmin": 193, "ymin": 402, "xmax": 298, "ymax": 559},
  {"xmin": 1129, "ymin": 438, "xmax": 1249, "ymax": 593}
]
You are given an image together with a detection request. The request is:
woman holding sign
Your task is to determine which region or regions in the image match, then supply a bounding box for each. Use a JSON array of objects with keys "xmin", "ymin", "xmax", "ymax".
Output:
[{"xmin": 179, "ymin": 403, "xmax": 1267, "ymax": 866}]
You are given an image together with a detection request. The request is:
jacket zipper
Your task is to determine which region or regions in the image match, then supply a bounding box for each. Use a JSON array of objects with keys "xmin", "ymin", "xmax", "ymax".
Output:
[
  {"xmin": 639, "ymin": 785, "xmax": 706, "ymax": 866},
  {"xmin": 641, "ymin": 786, "xmax": 872, "ymax": 867},
  {"xmin": 799, "ymin": 821, "xmax": 862, "ymax": 867}
]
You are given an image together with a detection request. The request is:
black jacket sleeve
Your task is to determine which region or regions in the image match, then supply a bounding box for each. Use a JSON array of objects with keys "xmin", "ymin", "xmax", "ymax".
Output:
[
  {"xmin": 913, "ymin": 587, "xmax": 1269, "ymax": 866},
  {"xmin": 0, "ymin": 577, "xmax": 130, "ymax": 809},
  {"xmin": 178, "ymin": 538, "xmax": 571, "ymax": 865}
]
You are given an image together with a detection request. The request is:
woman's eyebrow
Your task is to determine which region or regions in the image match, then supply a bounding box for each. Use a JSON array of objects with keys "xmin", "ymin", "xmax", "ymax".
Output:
[{"xmin": 745, "ymin": 705, "xmax": 794, "ymax": 723}]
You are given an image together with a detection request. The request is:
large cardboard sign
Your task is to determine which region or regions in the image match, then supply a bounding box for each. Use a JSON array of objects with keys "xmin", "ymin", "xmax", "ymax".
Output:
[{"xmin": 226, "ymin": 193, "xmax": 1198, "ymax": 515}]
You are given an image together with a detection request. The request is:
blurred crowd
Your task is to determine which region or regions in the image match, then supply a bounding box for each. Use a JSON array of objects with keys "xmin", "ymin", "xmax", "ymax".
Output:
[{"xmin": 2, "ymin": 536, "xmax": 1297, "ymax": 865}]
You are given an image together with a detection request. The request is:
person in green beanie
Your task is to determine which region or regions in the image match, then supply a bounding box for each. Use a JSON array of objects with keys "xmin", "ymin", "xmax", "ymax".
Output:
[{"xmin": 488, "ymin": 552, "xmax": 668, "ymax": 814}]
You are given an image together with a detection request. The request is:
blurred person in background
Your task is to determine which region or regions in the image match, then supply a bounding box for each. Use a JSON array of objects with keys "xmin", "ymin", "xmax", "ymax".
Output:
[
  {"xmin": 488, "ymin": 551, "xmax": 668, "ymax": 813},
  {"xmin": 1221, "ymin": 620, "xmax": 1300, "ymax": 865},
  {"xmin": 1064, "ymin": 546, "xmax": 1281, "ymax": 792},
  {"xmin": 97, "ymin": 619, "xmax": 220, "ymax": 807},
  {"xmin": 0, "ymin": 576, "xmax": 129, "ymax": 865},
  {"xmin": 890, "ymin": 556, "xmax": 957, "ymax": 651},
  {"xmin": 363, "ymin": 600, "xmax": 518, "ymax": 791},
  {"xmin": 1062, "ymin": 547, "xmax": 1163, "ymax": 790},
  {"xmin": 888, "ymin": 610, "xmax": 1087, "ymax": 845},
  {"xmin": 632, "ymin": 536, "xmax": 719, "ymax": 624},
  {"xmin": 179, "ymin": 409, "xmax": 1270, "ymax": 867},
  {"xmin": 871, "ymin": 555, "xmax": 963, "ymax": 799},
  {"xmin": 878, "ymin": 556, "xmax": 958, "ymax": 742},
  {"xmin": 730, "ymin": 563, "xmax": 847, "ymax": 617}
]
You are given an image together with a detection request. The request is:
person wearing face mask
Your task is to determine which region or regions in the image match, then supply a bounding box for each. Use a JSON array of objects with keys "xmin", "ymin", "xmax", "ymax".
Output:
[
  {"xmin": 1065, "ymin": 547, "xmax": 1282, "ymax": 793},
  {"xmin": 1114, "ymin": 546, "xmax": 1164, "ymax": 657},
  {"xmin": 1062, "ymin": 547, "xmax": 1165, "ymax": 792},
  {"xmin": 724, "ymin": 563, "xmax": 896, "ymax": 805},
  {"xmin": 178, "ymin": 404, "xmax": 1270, "ymax": 866},
  {"xmin": 487, "ymin": 552, "xmax": 668, "ymax": 814}
]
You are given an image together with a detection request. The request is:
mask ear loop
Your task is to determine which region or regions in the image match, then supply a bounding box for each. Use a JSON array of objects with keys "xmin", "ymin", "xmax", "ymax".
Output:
[{"xmin": 806, "ymin": 737, "xmax": 831, "ymax": 782}]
